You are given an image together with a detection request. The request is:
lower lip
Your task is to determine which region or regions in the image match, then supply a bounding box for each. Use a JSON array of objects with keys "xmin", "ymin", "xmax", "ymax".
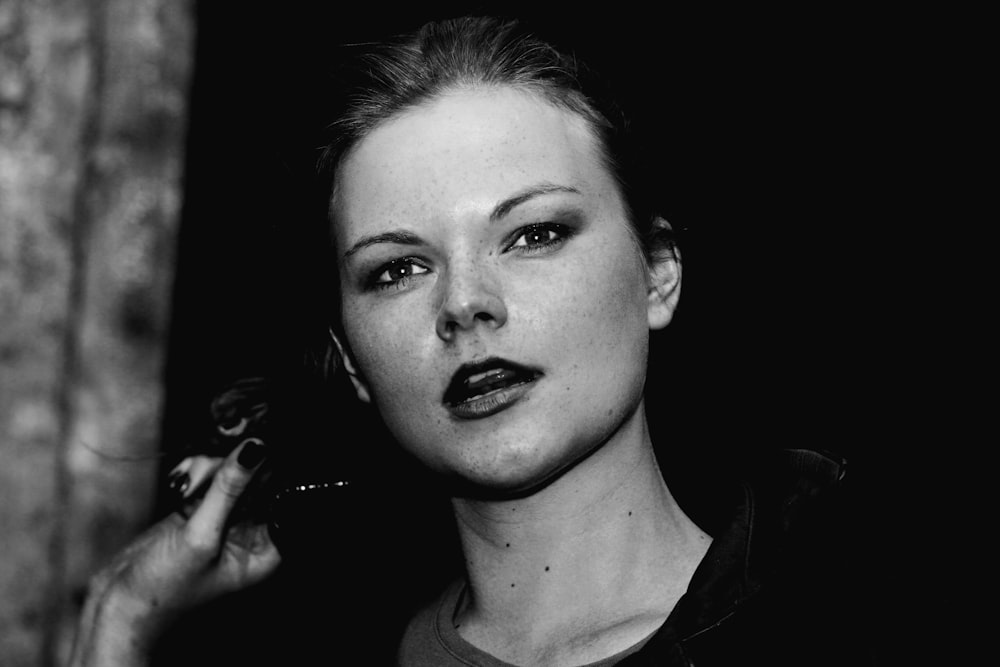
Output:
[{"xmin": 445, "ymin": 379, "xmax": 537, "ymax": 420}]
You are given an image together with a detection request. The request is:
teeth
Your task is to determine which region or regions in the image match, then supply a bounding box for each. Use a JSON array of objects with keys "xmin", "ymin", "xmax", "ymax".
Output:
[
  {"xmin": 467, "ymin": 369, "xmax": 507, "ymax": 385},
  {"xmin": 466, "ymin": 369, "xmax": 518, "ymax": 394},
  {"xmin": 444, "ymin": 362, "xmax": 540, "ymax": 407}
]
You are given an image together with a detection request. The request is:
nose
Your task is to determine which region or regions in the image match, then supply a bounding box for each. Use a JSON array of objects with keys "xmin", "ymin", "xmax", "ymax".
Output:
[{"xmin": 435, "ymin": 264, "xmax": 508, "ymax": 342}]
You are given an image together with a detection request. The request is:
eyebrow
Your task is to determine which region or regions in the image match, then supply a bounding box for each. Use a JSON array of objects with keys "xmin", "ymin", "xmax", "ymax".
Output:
[
  {"xmin": 342, "ymin": 230, "xmax": 424, "ymax": 259},
  {"xmin": 342, "ymin": 183, "xmax": 581, "ymax": 259},
  {"xmin": 489, "ymin": 183, "xmax": 581, "ymax": 222}
]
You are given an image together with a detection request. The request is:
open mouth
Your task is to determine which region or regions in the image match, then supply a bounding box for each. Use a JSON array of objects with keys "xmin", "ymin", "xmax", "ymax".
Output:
[{"xmin": 443, "ymin": 358, "xmax": 542, "ymax": 419}]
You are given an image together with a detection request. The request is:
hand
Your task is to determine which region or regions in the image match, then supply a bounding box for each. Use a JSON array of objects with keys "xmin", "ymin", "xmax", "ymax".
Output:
[{"xmin": 70, "ymin": 438, "xmax": 281, "ymax": 666}]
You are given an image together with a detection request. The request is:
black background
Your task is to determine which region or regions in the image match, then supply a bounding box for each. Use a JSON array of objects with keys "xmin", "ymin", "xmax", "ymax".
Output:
[{"xmin": 155, "ymin": 2, "xmax": 948, "ymax": 663}]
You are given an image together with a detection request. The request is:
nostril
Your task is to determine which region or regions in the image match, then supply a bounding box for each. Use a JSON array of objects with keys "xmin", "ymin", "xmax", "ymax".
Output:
[
  {"xmin": 439, "ymin": 313, "xmax": 469, "ymax": 341},
  {"xmin": 435, "ymin": 273, "xmax": 507, "ymax": 341}
]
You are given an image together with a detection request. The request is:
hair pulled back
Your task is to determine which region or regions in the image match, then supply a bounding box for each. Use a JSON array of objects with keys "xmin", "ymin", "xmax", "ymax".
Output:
[{"xmin": 318, "ymin": 16, "xmax": 674, "ymax": 263}]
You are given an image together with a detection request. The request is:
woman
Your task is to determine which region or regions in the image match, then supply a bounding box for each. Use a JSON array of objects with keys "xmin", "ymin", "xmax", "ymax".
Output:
[{"xmin": 72, "ymin": 16, "xmax": 870, "ymax": 666}]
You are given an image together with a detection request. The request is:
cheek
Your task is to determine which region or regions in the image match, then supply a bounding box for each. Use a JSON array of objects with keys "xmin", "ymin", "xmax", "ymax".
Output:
[
  {"xmin": 341, "ymin": 301, "xmax": 424, "ymax": 396},
  {"xmin": 536, "ymin": 251, "xmax": 649, "ymax": 356}
]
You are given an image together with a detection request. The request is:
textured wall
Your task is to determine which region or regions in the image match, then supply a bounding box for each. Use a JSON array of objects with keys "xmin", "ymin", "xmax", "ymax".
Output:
[{"xmin": 0, "ymin": 1, "xmax": 193, "ymax": 664}]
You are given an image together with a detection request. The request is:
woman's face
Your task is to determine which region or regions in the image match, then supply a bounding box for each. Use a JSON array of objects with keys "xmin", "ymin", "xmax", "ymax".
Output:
[{"xmin": 331, "ymin": 87, "xmax": 677, "ymax": 495}]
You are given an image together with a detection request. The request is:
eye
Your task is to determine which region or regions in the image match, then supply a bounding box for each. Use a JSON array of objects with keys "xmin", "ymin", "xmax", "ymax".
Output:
[
  {"xmin": 371, "ymin": 258, "xmax": 429, "ymax": 290},
  {"xmin": 507, "ymin": 223, "xmax": 571, "ymax": 253}
]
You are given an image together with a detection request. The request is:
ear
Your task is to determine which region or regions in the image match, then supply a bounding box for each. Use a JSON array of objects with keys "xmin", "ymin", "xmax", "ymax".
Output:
[
  {"xmin": 646, "ymin": 217, "xmax": 682, "ymax": 330},
  {"xmin": 329, "ymin": 329, "xmax": 371, "ymax": 404}
]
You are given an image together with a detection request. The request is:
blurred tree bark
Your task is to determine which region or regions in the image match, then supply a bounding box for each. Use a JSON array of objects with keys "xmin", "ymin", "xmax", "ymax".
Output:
[{"xmin": 0, "ymin": 1, "xmax": 193, "ymax": 665}]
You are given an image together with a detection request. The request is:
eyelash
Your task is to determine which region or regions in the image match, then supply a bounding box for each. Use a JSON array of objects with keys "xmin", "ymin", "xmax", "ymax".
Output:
[
  {"xmin": 366, "ymin": 223, "xmax": 573, "ymax": 291},
  {"xmin": 369, "ymin": 257, "xmax": 429, "ymax": 291},
  {"xmin": 505, "ymin": 222, "xmax": 573, "ymax": 254}
]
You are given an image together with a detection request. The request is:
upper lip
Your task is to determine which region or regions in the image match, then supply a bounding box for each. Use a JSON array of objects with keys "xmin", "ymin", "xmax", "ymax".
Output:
[{"xmin": 443, "ymin": 357, "xmax": 543, "ymax": 406}]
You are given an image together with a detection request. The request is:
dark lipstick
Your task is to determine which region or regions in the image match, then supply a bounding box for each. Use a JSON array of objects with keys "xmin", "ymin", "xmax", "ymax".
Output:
[{"xmin": 443, "ymin": 358, "xmax": 542, "ymax": 420}]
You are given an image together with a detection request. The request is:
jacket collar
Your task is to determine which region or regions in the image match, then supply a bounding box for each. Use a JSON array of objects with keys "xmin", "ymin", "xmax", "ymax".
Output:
[{"xmin": 638, "ymin": 448, "xmax": 847, "ymax": 650}]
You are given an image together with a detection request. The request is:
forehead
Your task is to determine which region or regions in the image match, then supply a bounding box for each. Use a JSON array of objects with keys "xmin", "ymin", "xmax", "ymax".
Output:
[{"xmin": 331, "ymin": 87, "xmax": 617, "ymax": 238}]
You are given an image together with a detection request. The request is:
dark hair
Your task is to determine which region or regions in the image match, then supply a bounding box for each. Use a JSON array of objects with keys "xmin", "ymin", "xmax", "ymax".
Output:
[
  {"xmin": 317, "ymin": 15, "xmax": 675, "ymax": 264},
  {"xmin": 302, "ymin": 16, "xmax": 690, "ymax": 523},
  {"xmin": 307, "ymin": 15, "xmax": 680, "ymax": 383}
]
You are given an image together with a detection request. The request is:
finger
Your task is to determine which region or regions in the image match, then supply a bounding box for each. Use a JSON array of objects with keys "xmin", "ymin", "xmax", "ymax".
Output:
[
  {"xmin": 216, "ymin": 416, "xmax": 248, "ymax": 437},
  {"xmin": 215, "ymin": 524, "xmax": 283, "ymax": 596},
  {"xmin": 240, "ymin": 531, "xmax": 282, "ymax": 586},
  {"xmin": 184, "ymin": 438, "xmax": 267, "ymax": 549},
  {"xmin": 169, "ymin": 456, "xmax": 226, "ymax": 521},
  {"xmin": 167, "ymin": 458, "xmax": 194, "ymax": 496},
  {"xmin": 168, "ymin": 456, "xmax": 225, "ymax": 500}
]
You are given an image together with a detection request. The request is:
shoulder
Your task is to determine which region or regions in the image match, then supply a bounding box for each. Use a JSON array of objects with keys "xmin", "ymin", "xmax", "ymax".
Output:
[
  {"xmin": 632, "ymin": 447, "xmax": 884, "ymax": 666},
  {"xmin": 721, "ymin": 447, "xmax": 881, "ymax": 665},
  {"xmin": 396, "ymin": 580, "xmax": 469, "ymax": 667},
  {"xmin": 747, "ymin": 447, "xmax": 849, "ymax": 546},
  {"xmin": 397, "ymin": 592, "xmax": 440, "ymax": 664}
]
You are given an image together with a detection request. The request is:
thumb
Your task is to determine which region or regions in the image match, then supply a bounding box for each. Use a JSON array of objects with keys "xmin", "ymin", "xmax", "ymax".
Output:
[{"xmin": 184, "ymin": 438, "xmax": 267, "ymax": 549}]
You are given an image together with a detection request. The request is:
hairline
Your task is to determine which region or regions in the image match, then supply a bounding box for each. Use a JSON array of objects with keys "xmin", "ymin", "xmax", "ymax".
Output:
[{"xmin": 327, "ymin": 81, "xmax": 645, "ymax": 261}]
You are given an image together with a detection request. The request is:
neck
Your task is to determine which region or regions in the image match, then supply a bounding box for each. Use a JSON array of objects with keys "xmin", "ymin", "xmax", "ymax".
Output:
[{"xmin": 450, "ymin": 404, "xmax": 711, "ymax": 665}]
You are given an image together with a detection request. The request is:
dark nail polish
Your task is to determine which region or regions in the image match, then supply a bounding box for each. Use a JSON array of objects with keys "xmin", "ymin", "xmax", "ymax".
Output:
[
  {"xmin": 237, "ymin": 438, "xmax": 266, "ymax": 468},
  {"xmin": 168, "ymin": 472, "xmax": 189, "ymax": 495}
]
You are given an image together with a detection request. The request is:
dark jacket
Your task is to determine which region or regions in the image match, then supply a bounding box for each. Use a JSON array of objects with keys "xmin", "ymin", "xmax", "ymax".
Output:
[
  {"xmin": 621, "ymin": 448, "xmax": 881, "ymax": 666},
  {"xmin": 153, "ymin": 448, "xmax": 890, "ymax": 666}
]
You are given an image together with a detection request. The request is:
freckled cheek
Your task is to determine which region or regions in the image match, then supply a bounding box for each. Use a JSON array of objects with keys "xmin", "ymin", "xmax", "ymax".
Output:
[
  {"xmin": 524, "ymin": 258, "xmax": 646, "ymax": 354},
  {"xmin": 342, "ymin": 304, "xmax": 428, "ymax": 398}
]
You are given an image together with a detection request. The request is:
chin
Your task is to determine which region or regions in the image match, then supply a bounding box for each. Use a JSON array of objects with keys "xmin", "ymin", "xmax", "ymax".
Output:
[{"xmin": 441, "ymin": 436, "xmax": 588, "ymax": 500}]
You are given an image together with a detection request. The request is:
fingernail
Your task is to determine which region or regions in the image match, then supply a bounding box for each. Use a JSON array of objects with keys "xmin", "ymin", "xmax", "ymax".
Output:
[
  {"xmin": 237, "ymin": 438, "xmax": 267, "ymax": 469},
  {"xmin": 168, "ymin": 472, "xmax": 189, "ymax": 495},
  {"xmin": 217, "ymin": 416, "xmax": 248, "ymax": 436}
]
